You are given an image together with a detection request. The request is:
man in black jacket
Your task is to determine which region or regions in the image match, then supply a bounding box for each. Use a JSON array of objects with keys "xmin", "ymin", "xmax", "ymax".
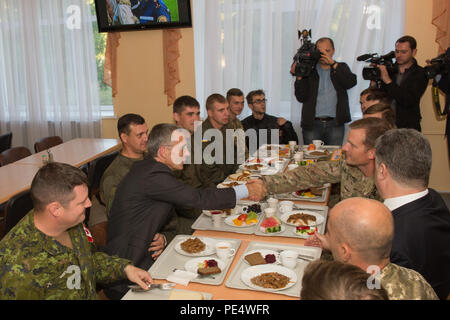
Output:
[
  {"xmin": 292, "ymin": 37, "xmax": 357, "ymax": 146},
  {"xmin": 103, "ymin": 124, "xmax": 266, "ymax": 299},
  {"xmin": 374, "ymin": 128, "xmax": 450, "ymax": 299},
  {"xmin": 375, "ymin": 36, "xmax": 429, "ymax": 131},
  {"xmin": 241, "ymin": 89, "xmax": 298, "ymax": 152}
]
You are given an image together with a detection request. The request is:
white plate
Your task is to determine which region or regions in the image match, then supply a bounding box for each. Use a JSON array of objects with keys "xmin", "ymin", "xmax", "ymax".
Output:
[
  {"xmin": 304, "ymin": 149, "xmax": 330, "ymax": 158},
  {"xmin": 184, "ymin": 257, "xmax": 226, "ymax": 274},
  {"xmin": 224, "ymin": 214, "xmax": 259, "ymax": 228},
  {"xmin": 292, "ymin": 227, "xmax": 316, "ymax": 239},
  {"xmin": 243, "ymin": 249, "xmax": 280, "ymax": 265},
  {"xmin": 259, "ymin": 224, "xmax": 286, "ymax": 235},
  {"xmin": 280, "ymin": 210, "xmax": 325, "ymax": 227},
  {"xmin": 174, "ymin": 237, "xmax": 216, "ymax": 256},
  {"xmin": 240, "ymin": 264, "xmax": 297, "ymax": 292},
  {"xmin": 228, "ymin": 172, "xmax": 252, "ymax": 181},
  {"xmin": 239, "ymin": 163, "xmax": 269, "ymax": 172},
  {"xmin": 217, "ymin": 181, "xmax": 246, "ymax": 188}
]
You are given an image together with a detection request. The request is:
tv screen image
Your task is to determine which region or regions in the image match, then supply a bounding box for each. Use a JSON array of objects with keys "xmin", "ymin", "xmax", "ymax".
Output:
[{"xmin": 95, "ymin": 0, "xmax": 192, "ymax": 32}]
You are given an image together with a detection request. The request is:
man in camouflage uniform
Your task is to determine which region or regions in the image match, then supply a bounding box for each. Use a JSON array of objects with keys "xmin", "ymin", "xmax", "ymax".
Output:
[
  {"xmin": 261, "ymin": 118, "xmax": 391, "ymax": 205},
  {"xmin": 309, "ymin": 197, "xmax": 438, "ymax": 300},
  {"xmin": 100, "ymin": 114, "xmax": 174, "ymax": 258},
  {"xmin": 0, "ymin": 162, "xmax": 152, "ymax": 299}
]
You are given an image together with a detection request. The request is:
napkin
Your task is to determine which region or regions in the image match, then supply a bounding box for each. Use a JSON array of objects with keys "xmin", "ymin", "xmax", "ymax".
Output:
[{"xmin": 167, "ymin": 270, "xmax": 198, "ymax": 286}]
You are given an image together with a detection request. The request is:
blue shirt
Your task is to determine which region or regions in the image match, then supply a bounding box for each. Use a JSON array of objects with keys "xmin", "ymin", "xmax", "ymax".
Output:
[
  {"xmin": 233, "ymin": 184, "xmax": 249, "ymax": 202},
  {"xmin": 315, "ymin": 64, "xmax": 338, "ymax": 118}
]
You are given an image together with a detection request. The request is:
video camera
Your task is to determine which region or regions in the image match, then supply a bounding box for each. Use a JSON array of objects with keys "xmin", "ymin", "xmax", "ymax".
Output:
[
  {"xmin": 357, "ymin": 51, "xmax": 397, "ymax": 87},
  {"xmin": 424, "ymin": 50, "xmax": 450, "ymax": 79},
  {"xmin": 292, "ymin": 29, "xmax": 322, "ymax": 78}
]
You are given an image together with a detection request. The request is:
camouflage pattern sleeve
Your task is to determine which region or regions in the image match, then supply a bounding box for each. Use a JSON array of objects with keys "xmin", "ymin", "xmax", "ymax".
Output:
[
  {"xmin": 92, "ymin": 251, "xmax": 131, "ymax": 284},
  {"xmin": 262, "ymin": 160, "xmax": 343, "ymax": 194}
]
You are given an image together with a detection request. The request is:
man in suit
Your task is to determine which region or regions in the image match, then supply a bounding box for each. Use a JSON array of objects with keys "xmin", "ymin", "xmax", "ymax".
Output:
[
  {"xmin": 104, "ymin": 123, "xmax": 266, "ymax": 299},
  {"xmin": 374, "ymin": 128, "xmax": 450, "ymax": 299}
]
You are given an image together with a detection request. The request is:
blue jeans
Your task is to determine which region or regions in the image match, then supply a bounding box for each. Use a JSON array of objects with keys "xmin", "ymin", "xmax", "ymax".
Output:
[{"xmin": 302, "ymin": 119, "xmax": 345, "ymax": 146}]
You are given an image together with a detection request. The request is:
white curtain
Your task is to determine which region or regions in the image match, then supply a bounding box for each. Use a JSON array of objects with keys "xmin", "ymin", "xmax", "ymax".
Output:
[
  {"xmin": 193, "ymin": 0, "xmax": 405, "ymax": 140},
  {"xmin": 0, "ymin": 0, "xmax": 101, "ymax": 151}
]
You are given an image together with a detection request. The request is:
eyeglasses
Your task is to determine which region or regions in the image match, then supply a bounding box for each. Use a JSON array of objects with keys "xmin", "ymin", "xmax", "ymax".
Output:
[{"xmin": 252, "ymin": 98, "xmax": 267, "ymax": 105}]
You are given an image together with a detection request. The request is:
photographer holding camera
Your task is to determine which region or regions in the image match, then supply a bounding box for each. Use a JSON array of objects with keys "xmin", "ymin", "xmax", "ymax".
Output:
[
  {"xmin": 373, "ymin": 36, "xmax": 428, "ymax": 131},
  {"xmin": 291, "ymin": 36, "xmax": 357, "ymax": 146}
]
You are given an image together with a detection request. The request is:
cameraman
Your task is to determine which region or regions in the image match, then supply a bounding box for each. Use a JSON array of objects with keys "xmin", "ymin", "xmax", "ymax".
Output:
[
  {"xmin": 292, "ymin": 37, "xmax": 357, "ymax": 146},
  {"xmin": 374, "ymin": 35, "xmax": 428, "ymax": 131}
]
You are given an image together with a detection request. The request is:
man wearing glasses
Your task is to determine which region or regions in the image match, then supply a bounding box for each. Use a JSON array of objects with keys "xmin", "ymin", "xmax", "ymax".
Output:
[{"xmin": 241, "ymin": 89, "xmax": 298, "ymax": 150}]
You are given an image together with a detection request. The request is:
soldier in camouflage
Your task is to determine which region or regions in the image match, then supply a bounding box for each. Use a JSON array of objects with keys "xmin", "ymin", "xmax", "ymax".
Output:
[
  {"xmin": 0, "ymin": 163, "xmax": 152, "ymax": 299},
  {"xmin": 262, "ymin": 118, "xmax": 391, "ymax": 204},
  {"xmin": 226, "ymin": 88, "xmax": 249, "ymax": 160},
  {"xmin": 308, "ymin": 197, "xmax": 438, "ymax": 300}
]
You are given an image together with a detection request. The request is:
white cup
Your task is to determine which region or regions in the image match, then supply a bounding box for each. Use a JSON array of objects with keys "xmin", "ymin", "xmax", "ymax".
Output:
[
  {"xmin": 264, "ymin": 208, "xmax": 276, "ymax": 218},
  {"xmin": 211, "ymin": 211, "xmax": 222, "ymax": 228},
  {"xmin": 312, "ymin": 140, "xmax": 324, "ymax": 149},
  {"xmin": 267, "ymin": 198, "xmax": 279, "ymax": 209},
  {"xmin": 279, "ymin": 200, "xmax": 294, "ymax": 213},
  {"xmin": 273, "ymin": 160, "xmax": 284, "ymax": 170},
  {"xmin": 289, "ymin": 141, "xmax": 297, "ymax": 148},
  {"xmin": 288, "ymin": 164, "xmax": 299, "ymax": 171},
  {"xmin": 280, "ymin": 250, "xmax": 298, "ymax": 269},
  {"xmin": 294, "ymin": 151, "xmax": 304, "ymax": 162},
  {"xmin": 215, "ymin": 241, "xmax": 236, "ymax": 260}
]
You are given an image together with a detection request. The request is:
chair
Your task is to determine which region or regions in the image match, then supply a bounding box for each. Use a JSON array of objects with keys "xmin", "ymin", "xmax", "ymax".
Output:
[
  {"xmin": 34, "ymin": 136, "xmax": 63, "ymax": 153},
  {"xmin": 0, "ymin": 146, "xmax": 32, "ymax": 166},
  {"xmin": 88, "ymin": 151, "xmax": 119, "ymax": 205},
  {"xmin": 4, "ymin": 190, "xmax": 33, "ymax": 234},
  {"xmin": 0, "ymin": 132, "xmax": 12, "ymax": 153}
]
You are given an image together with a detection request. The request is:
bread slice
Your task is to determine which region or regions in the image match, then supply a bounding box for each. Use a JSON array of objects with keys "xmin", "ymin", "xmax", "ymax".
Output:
[
  {"xmin": 168, "ymin": 290, "xmax": 204, "ymax": 300},
  {"xmin": 197, "ymin": 266, "xmax": 221, "ymax": 276},
  {"xmin": 244, "ymin": 252, "xmax": 266, "ymax": 266}
]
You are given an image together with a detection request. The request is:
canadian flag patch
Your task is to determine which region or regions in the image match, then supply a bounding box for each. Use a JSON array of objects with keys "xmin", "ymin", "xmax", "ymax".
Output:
[{"xmin": 82, "ymin": 224, "xmax": 94, "ymax": 243}]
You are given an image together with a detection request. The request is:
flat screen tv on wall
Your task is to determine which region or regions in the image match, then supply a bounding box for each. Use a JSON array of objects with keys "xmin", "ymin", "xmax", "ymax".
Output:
[{"xmin": 94, "ymin": 0, "xmax": 192, "ymax": 33}]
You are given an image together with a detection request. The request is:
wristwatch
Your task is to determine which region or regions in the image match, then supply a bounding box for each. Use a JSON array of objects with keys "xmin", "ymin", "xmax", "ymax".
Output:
[{"xmin": 331, "ymin": 62, "xmax": 338, "ymax": 68}]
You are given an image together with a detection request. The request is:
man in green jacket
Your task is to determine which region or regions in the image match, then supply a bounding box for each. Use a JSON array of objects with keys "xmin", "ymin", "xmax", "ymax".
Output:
[{"xmin": 0, "ymin": 162, "xmax": 152, "ymax": 299}]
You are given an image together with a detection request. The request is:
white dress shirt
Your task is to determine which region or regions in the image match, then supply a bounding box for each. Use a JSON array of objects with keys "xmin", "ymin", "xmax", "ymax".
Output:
[{"xmin": 383, "ymin": 189, "xmax": 429, "ymax": 212}]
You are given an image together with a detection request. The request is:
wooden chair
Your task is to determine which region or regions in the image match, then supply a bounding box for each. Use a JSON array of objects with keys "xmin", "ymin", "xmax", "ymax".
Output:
[
  {"xmin": 0, "ymin": 132, "xmax": 12, "ymax": 153},
  {"xmin": 0, "ymin": 146, "xmax": 32, "ymax": 166},
  {"xmin": 34, "ymin": 136, "xmax": 63, "ymax": 153},
  {"xmin": 4, "ymin": 190, "xmax": 33, "ymax": 234}
]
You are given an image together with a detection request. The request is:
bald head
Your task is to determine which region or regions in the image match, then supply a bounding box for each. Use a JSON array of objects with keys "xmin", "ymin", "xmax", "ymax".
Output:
[{"xmin": 328, "ymin": 198, "xmax": 393, "ymax": 265}]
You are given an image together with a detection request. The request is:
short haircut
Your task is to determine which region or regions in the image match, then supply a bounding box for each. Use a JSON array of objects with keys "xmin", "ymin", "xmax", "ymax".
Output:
[
  {"xmin": 205, "ymin": 93, "xmax": 227, "ymax": 111},
  {"xmin": 316, "ymin": 37, "xmax": 335, "ymax": 50},
  {"xmin": 360, "ymin": 88, "xmax": 392, "ymax": 105},
  {"xmin": 226, "ymin": 88, "xmax": 244, "ymax": 102},
  {"xmin": 173, "ymin": 95, "xmax": 200, "ymax": 114},
  {"xmin": 246, "ymin": 89, "xmax": 265, "ymax": 105},
  {"xmin": 363, "ymin": 104, "xmax": 396, "ymax": 129},
  {"xmin": 31, "ymin": 162, "xmax": 88, "ymax": 212},
  {"xmin": 147, "ymin": 123, "xmax": 179, "ymax": 158},
  {"xmin": 349, "ymin": 118, "xmax": 391, "ymax": 150},
  {"xmin": 375, "ymin": 129, "xmax": 432, "ymax": 189},
  {"xmin": 117, "ymin": 113, "xmax": 145, "ymax": 137},
  {"xmin": 396, "ymin": 35, "xmax": 417, "ymax": 50},
  {"xmin": 301, "ymin": 260, "xmax": 389, "ymax": 300}
]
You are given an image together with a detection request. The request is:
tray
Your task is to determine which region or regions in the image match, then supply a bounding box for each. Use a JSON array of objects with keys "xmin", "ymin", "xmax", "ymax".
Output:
[
  {"xmin": 122, "ymin": 288, "xmax": 213, "ymax": 300},
  {"xmin": 148, "ymin": 235, "xmax": 241, "ymax": 286},
  {"xmin": 274, "ymin": 184, "xmax": 330, "ymax": 203},
  {"xmin": 191, "ymin": 203, "xmax": 267, "ymax": 235},
  {"xmin": 225, "ymin": 241, "xmax": 322, "ymax": 297},
  {"xmin": 254, "ymin": 204, "xmax": 328, "ymax": 238}
]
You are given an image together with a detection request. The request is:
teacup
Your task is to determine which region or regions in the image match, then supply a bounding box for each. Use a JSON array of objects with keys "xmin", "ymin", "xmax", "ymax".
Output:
[
  {"xmin": 215, "ymin": 241, "xmax": 236, "ymax": 260},
  {"xmin": 267, "ymin": 197, "xmax": 279, "ymax": 209},
  {"xmin": 279, "ymin": 200, "xmax": 294, "ymax": 213},
  {"xmin": 280, "ymin": 250, "xmax": 298, "ymax": 269},
  {"xmin": 264, "ymin": 208, "xmax": 276, "ymax": 218},
  {"xmin": 312, "ymin": 140, "xmax": 324, "ymax": 149},
  {"xmin": 211, "ymin": 211, "xmax": 222, "ymax": 228},
  {"xmin": 294, "ymin": 151, "xmax": 304, "ymax": 162}
]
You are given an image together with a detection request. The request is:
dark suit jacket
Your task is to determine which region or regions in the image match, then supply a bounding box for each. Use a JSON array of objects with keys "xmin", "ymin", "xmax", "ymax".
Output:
[
  {"xmin": 103, "ymin": 158, "xmax": 236, "ymax": 299},
  {"xmin": 390, "ymin": 188, "xmax": 450, "ymax": 299}
]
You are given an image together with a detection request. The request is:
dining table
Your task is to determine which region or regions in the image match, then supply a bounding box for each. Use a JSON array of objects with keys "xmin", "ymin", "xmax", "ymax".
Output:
[
  {"xmin": 122, "ymin": 144, "xmax": 339, "ymax": 301},
  {"xmin": 0, "ymin": 138, "xmax": 120, "ymax": 204}
]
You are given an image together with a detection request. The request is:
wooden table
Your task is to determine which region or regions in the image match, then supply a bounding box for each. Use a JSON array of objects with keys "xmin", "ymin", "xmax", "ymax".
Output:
[{"xmin": 0, "ymin": 138, "xmax": 120, "ymax": 204}]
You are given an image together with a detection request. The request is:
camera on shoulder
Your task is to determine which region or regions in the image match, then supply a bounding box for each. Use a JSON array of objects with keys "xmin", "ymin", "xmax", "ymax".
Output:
[
  {"xmin": 424, "ymin": 50, "xmax": 450, "ymax": 79},
  {"xmin": 292, "ymin": 29, "xmax": 322, "ymax": 78},
  {"xmin": 357, "ymin": 51, "xmax": 397, "ymax": 87}
]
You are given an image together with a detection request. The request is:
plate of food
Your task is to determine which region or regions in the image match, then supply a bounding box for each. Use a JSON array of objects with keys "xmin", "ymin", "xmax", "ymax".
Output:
[
  {"xmin": 280, "ymin": 210, "xmax": 325, "ymax": 227},
  {"xmin": 293, "ymin": 226, "xmax": 318, "ymax": 239},
  {"xmin": 184, "ymin": 257, "xmax": 226, "ymax": 276},
  {"xmin": 228, "ymin": 170, "xmax": 252, "ymax": 181},
  {"xmin": 240, "ymin": 264, "xmax": 297, "ymax": 292},
  {"xmin": 243, "ymin": 250, "xmax": 280, "ymax": 265},
  {"xmin": 224, "ymin": 212, "xmax": 259, "ymax": 228},
  {"xmin": 202, "ymin": 208, "xmax": 235, "ymax": 217},
  {"xmin": 304, "ymin": 149, "xmax": 330, "ymax": 158},
  {"xmin": 217, "ymin": 181, "xmax": 246, "ymax": 188},
  {"xmin": 175, "ymin": 237, "xmax": 216, "ymax": 256},
  {"xmin": 259, "ymin": 216, "xmax": 285, "ymax": 234},
  {"xmin": 291, "ymin": 187, "xmax": 324, "ymax": 199},
  {"xmin": 239, "ymin": 163, "xmax": 269, "ymax": 172}
]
